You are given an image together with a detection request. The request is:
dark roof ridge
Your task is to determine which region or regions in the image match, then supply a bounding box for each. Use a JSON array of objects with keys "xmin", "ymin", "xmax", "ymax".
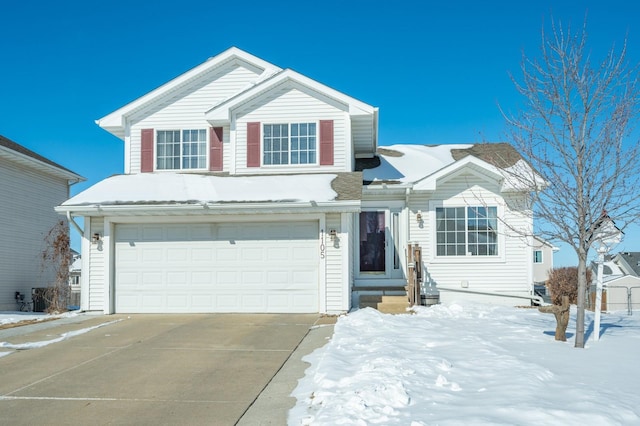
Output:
[{"xmin": 0, "ymin": 134, "xmax": 79, "ymax": 176}]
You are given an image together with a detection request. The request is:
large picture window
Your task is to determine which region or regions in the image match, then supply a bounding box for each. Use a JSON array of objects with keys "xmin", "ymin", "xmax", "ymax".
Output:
[
  {"xmin": 263, "ymin": 123, "xmax": 316, "ymax": 165},
  {"xmin": 157, "ymin": 129, "xmax": 206, "ymax": 170},
  {"xmin": 436, "ymin": 206, "xmax": 498, "ymax": 256}
]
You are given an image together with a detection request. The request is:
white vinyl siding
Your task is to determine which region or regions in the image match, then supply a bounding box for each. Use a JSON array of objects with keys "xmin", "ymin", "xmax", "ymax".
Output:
[
  {"xmin": 86, "ymin": 217, "xmax": 105, "ymax": 311},
  {"xmin": 128, "ymin": 63, "xmax": 260, "ymax": 173},
  {"xmin": 235, "ymin": 86, "xmax": 348, "ymax": 174},
  {"xmin": 351, "ymin": 115, "xmax": 376, "ymax": 155},
  {"xmin": 325, "ymin": 213, "xmax": 344, "ymax": 312},
  {"xmin": 407, "ymin": 173, "xmax": 532, "ymax": 304},
  {"xmin": 0, "ymin": 157, "xmax": 69, "ymax": 310}
]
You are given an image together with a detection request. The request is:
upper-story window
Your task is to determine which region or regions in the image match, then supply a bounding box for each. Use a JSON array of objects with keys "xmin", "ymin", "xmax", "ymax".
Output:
[
  {"xmin": 157, "ymin": 129, "xmax": 207, "ymax": 170},
  {"xmin": 263, "ymin": 123, "xmax": 317, "ymax": 165},
  {"xmin": 436, "ymin": 206, "xmax": 498, "ymax": 256}
]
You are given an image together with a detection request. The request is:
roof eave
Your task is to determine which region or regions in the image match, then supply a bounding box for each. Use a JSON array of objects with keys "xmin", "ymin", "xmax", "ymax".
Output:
[
  {"xmin": 56, "ymin": 200, "xmax": 361, "ymax": 217},
  {"xmin": 204, "ymin": 69, "xmax": 375, "ymax": 122},
  {"xmin": 0, "ymin": 145, "xmax": 85, "ymax": 182},
  {"xmin": 96, "ymin": 47, "xmax": 283, "ymax": 137}
]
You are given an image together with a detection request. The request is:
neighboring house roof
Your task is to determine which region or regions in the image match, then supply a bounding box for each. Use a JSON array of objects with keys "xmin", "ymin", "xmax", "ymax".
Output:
[
  {"xmin": 0, "ymin": 134, "xmax": 84, "ymax": 182},
  {"xmin": 361, "ymin": 143, "xmax": 541, "ymax": 192},
  {"xmin": 57, "ymin": 172, "xmax": 362, "ymax": 215},
  {"xmin": 614, "ymin": 252, "xmax": 640, "ymax": 276},
  {"xmin": 70, "ymin": 256, "xmax": 82, "ymax": 273},
  {"xmin": 533, "ymin": 236, "xmax": 560, "ymax": 251}
]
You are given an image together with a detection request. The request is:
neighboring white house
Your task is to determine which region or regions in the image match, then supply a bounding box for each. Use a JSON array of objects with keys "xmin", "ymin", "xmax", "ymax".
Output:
[
  {"xmin": 56, "ymin": 47, "xmax": 541, "ymax": 314},
  {"xmin": 532, "ymin": 236, "xmax": 558, "ymax": 285},
  {"xmin": 593, "ymin": 252, "xmax": 640, "ymax": 312},
  {"xmin": 0, "ymin": 135, "xmax": 84, "ymax": 311}
]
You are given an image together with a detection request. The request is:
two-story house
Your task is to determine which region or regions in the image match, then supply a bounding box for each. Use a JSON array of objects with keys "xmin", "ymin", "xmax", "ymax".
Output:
[
  {"xmin": 57, "ymin": 47, "xmax": 541, "ymax": 314},
  {"xmin": 1, "ymin": 135, "xmax": 83, "ymax": 311}
]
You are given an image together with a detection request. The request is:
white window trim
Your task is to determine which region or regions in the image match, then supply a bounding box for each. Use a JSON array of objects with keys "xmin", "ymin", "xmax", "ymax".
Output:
[
  {"xmin": 261, "ymin": 121, "xmax": 319, "ymax": 167},
  {"xmin": 428, "ymin": 200, "xmax": 506, "ymax": 264},
  {"xmin": 155, "ymin": 128, "xmax": 209, "ymax": 171},
  {"xmin": 533, "ymin": 249, "xmax": 543, "ymax": 264}
]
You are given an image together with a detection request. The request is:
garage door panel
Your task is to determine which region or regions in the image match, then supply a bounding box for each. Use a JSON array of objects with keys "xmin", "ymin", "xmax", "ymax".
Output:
[
  {"xmin": 142, "ymin": 248, "xmax": 163, "ymax": 262},
  {"xmin": 241, "ymin": 271, "xmax": 264, "ymax": 286},
  {"xmin": 115, "ymin": 221, "xmax": 319, "ymax": 313},
  {"xmin": 167, "ymin": 248, "xmax": 188, "ymax": 262},
  {"xmin": 192, "ymin": 248, "xmax": 214, "ymax": 261},
  {"xmin": 241, "ymin": 247, "xmax": 264, "ymax": 261},
  {"xmin": 216, "ymin": 247, "xmax": 238, "ymax": 261},
  {"xmin": 167, "ymin": 271, "xmax": 187, "ymax": 285}
]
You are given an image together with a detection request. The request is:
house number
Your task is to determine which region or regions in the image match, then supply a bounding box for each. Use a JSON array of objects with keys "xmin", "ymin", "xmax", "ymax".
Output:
[{"xmin": 320, "ymin": 229, "xmax": 326, "ymax": 259}]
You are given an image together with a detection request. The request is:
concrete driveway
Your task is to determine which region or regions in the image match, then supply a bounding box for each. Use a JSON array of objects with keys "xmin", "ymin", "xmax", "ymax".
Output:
[{"xmin": 0, "ymin": 313, "xmax": 333, "ymax": 425}]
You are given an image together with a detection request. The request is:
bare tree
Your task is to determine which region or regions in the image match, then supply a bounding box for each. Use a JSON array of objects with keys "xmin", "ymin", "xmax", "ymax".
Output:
[
  {"xmin": 41, "ymin": 220, "xmax": 72, "ymax": 313},
  {"xmin": 504, "ymin": 18, "xmax": 640, "ymax": 348}
]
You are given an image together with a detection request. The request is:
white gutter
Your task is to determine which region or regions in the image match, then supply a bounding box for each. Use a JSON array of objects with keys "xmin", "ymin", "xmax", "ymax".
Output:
[{"xmin": 55, "ymin": 200, "xmax": 362, "ymax": 216}]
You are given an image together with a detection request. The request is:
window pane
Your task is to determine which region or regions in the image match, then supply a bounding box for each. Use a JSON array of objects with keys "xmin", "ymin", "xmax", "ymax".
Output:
[
  {"xmin": 180, "ymin": 129, "xmax": 206, "ymax": 170},
  {"xmin": 288, "ymin": 122, "xmax": 316, "ymax": 164},
  {"xmin": 156, "ymin": 130, "xmax": 181, "ymax": 170}
]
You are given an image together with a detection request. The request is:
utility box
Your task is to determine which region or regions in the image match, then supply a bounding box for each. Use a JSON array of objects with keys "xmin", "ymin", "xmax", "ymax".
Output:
[{"xmin": 32, "ymin": 288, "xmax": 49, "ymax": 312}]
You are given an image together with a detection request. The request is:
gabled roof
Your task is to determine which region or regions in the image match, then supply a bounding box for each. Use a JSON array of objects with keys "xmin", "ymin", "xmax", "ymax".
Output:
[
  {"xmin": 533, "ymin": 236, "xmax": 560, "ymax": 251},
  {"xmin": 450, "ymin": 143, "xmax": 522, "ymax": 168},
  {"xmin": 205, "ymin": 68, "xmax": 375, "ymax": 123},
  {"xmin": 613, "ymin": 252, "xmax": 640, "ymax": 276},
  {"xmin": 96, "ymin": 47, "xmax": 283, "ymax": 137},
  {"xmin": 0, "ymin": 134, "xmax": 84, "ymax": 181},
  {"xmin": 361, "ymin": 143, "xmax": 540, "ymax": 192}
]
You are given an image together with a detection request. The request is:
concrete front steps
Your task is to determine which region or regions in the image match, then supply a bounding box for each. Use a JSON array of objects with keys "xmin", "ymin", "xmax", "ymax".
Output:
[{"xmin": 359, "ymin": 295, "xmax": 411, "ymax": 314}]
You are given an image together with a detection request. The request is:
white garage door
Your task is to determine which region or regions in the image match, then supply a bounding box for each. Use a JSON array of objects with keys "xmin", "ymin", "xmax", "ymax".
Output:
[{"xmin": 114, "ymin": 221, "xmax": 319, "ymax": 313}]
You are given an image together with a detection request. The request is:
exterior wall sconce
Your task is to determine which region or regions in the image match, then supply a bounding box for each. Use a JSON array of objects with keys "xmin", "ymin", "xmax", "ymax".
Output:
[
  {"xmin": 416, "ymin": 210, "xmax": 423, "ymax": 222},
  {"xmin": 92, "ymin": 233, "xmax": 101, "ymax": 244},
  {"xmin": 329, "ymin": 229, "xmax": 337, "ymax": 240}
]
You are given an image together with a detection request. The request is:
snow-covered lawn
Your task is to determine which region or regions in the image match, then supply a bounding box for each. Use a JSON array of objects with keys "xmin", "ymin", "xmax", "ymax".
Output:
[
  {"xmin": 0, "ymin": 311, "xmax": 77, "ymax": 327},
  {"xmin": 290, "ymin": 303, "xmax": 640, "ymax": 425}
]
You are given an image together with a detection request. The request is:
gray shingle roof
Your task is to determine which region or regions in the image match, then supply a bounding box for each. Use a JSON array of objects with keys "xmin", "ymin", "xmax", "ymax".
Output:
[
  {"xmin": 331, "ymin": 172, "xmax": 362, "ymax": 200},
  {"xmin": 450, "ymin": 143, "xmax": 522, "ymax": 168},
  {"xmin": 0, "ymin": 134, "xmax": 80, "ymax": 176}
]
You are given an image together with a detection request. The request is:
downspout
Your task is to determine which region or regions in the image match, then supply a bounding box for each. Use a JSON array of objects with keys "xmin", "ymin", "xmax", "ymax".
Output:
[{"xmin": 66, "ymin": 211, "xmax": 84, "ymax": 236}]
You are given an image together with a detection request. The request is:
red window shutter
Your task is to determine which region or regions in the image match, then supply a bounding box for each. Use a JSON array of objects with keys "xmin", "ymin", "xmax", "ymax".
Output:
[
  {"xmin": 141, "ymin": 129, "xmax": 154, "ymax": 173},
  {"xmin": 247, "ymin": 122, "xmax": 261, "ymax": 167},
  {"xmin": 209, "ymin": 127, "xmax": 223, "ymax": 171},
  {"xmin": 319, "ymin": 120, "xmax": 334, "ymax": 166}
]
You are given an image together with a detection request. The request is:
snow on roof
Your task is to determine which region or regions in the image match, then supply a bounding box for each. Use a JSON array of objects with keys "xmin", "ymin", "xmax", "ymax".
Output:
[
  {"xmin": 363, "ymin": 143, "xmax": 543, "ymax": 192},
  {"xmin": 62, "ymin": 173, "xmax": 338, "ymax": 206},
  {"xmin": 363, "ymin": 144, "xmax": 474, "ymax": 184}
]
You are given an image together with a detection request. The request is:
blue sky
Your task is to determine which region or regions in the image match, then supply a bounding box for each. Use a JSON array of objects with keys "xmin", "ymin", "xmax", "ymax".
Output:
[{"xmin": 2, "ymin": 0, "xmax": 639, "ymax": 264}]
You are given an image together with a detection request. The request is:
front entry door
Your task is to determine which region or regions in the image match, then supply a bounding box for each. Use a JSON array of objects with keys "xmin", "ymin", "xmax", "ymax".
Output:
[{"xmin": 358, "ymin": 210, "xmax": 402, "ymax": 279}]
